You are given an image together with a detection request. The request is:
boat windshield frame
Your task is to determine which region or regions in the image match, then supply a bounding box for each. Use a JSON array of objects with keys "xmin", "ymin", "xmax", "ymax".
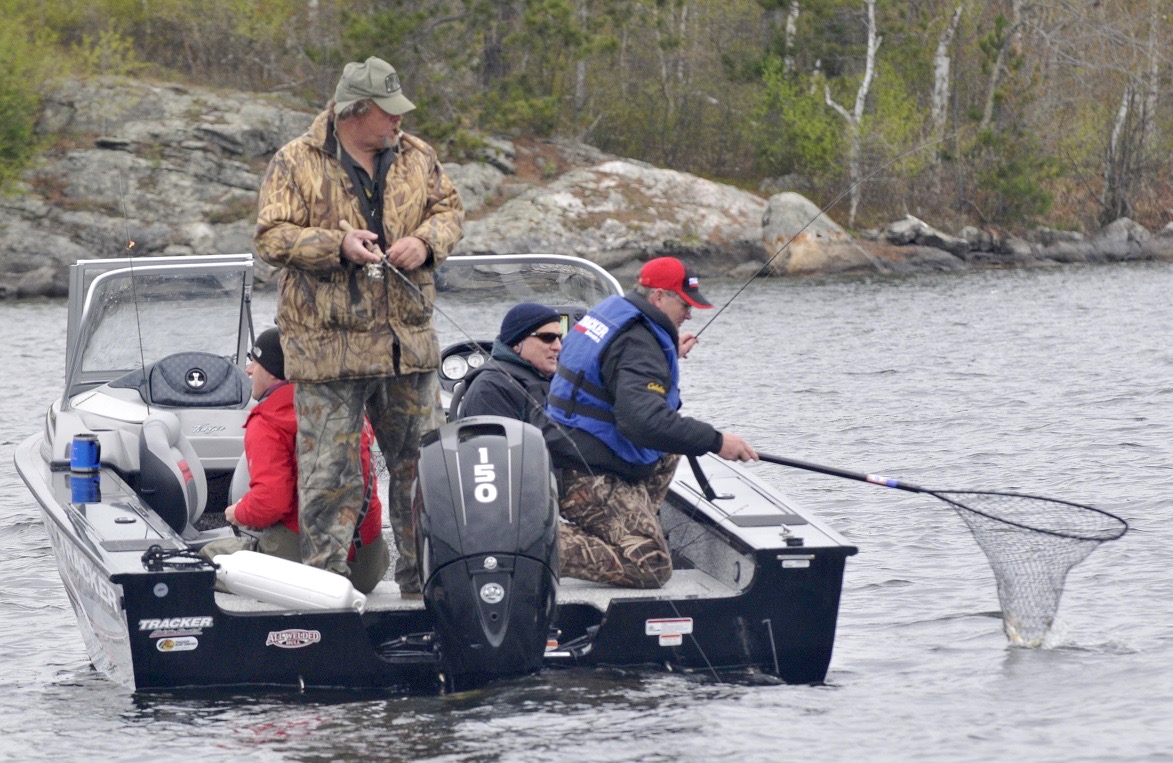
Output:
[
  {"xmin": 432, "ymin": 254, "xmax": 622, "ymax": 345},
  {"xmin": 63, "ymin": 254, "xmax": 254, "ymax": 402}
]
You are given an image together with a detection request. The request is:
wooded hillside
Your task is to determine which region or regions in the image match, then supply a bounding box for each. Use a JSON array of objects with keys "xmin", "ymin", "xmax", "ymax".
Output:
[{"xmin": 2, "ymin": 0, "xmax": 1168, "ymax": 234}]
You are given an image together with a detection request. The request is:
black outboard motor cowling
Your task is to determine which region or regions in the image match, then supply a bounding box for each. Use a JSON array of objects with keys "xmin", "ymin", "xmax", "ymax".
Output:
[{"xmin": 414, "ymin": 417, "xmax": 559, "ymax": 691}]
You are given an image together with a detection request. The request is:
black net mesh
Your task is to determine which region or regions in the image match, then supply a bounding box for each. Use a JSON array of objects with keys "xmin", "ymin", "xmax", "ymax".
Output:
[{"xmin": 933, "ymin": 491, "xmax": 1127, "ymax": 646}]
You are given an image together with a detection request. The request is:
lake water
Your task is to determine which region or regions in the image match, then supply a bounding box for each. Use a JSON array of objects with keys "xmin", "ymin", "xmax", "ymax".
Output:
[{"xmin": 1, "ymin": 262, "xmax": 1170, "ymax": 762}]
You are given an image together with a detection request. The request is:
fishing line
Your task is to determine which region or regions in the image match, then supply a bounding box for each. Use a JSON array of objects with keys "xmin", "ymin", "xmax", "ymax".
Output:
[
  {"xmin": 695, "ymin": 132, "xmax": 952, "ymax": 339},
  {"xmin": 341, "ymin": 221, "xmax": 600, "ymax": 479},
  {"xmin": 119, "ymin": 171, "xmax": 150, "ymax": 415}
]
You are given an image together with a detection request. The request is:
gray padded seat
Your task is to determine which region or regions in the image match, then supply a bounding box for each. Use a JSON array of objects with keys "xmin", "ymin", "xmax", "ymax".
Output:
[
  {"xmin": 148, "ymin": 352, "xmax": 249, "ymax": 408},
  {"xmin": 139, "ymin": 411, "xmax": 207, "ymax": 536},
  {"xmin": 229, "ymin": 452, "xmax": 250, "ymax": 504}
]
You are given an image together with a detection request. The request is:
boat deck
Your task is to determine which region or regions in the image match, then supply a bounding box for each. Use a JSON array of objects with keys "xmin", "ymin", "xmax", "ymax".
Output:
[{"xmin": 213, "ymin": 569, "xmax": 740, "ymax": 614}]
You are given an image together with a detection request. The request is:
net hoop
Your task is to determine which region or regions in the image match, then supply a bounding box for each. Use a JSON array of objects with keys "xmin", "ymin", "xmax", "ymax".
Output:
[{"xmin": 929, "ymin": 490, "xmax": 1128, "ymax": 542}]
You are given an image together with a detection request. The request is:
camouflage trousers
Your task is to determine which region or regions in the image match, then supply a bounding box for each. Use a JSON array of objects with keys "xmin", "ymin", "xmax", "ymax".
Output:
[
  {"xmin": 295, "ymin": 372, "xmax": 442, "ymax": 593},
  {"xmin": 557, "ymin": 455, "xmax": 680, "ymax": 588}
]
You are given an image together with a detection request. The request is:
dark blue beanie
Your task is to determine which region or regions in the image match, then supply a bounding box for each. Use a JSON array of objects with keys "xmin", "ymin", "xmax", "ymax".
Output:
[{"xmin": 499, "ymin": 302, "xmax": 561, "ymax": 347}]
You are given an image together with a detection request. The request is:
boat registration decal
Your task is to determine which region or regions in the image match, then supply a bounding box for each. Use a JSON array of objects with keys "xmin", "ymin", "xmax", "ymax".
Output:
[
  {"xmin": 265, "ymin": 629, "xmax": 322, "ymax": 649},
  {"xmin": 646, "ymin": 617, "xmax": 693, "ymax": 647},
  {"xmin": 156, "ymin": 636, "xmax": 198, "ymax": 652}
]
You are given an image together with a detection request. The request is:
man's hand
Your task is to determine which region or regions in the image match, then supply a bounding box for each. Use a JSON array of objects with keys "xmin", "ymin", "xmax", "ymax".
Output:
[
  {"xmin": 341, "ymin": 228, "xmax": 383, "ymax": 265},
  {"xmin": 717, "ymin": 432, "xmax": 758, "ymax": 462},
  {"xmin": 678, "ymin": 331, "xmax": 699, "ymax": 359},
  {"xmin": 386, "ymin": 235, "xmax": 429, "ymax": 271},
  {"xmin": 225, "ymin": 502, "xmax": 242, "ymax": 527}
]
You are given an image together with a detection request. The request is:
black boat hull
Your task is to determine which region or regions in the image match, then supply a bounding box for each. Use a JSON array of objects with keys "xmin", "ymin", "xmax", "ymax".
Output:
[{"xmin": 19, "ymin": 433, "xmax": 855, "ymax": 691}]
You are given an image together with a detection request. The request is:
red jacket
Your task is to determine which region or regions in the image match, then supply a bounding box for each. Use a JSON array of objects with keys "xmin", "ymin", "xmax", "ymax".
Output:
[{"xmin": 233, "ymin": 382, "xmax": 383, "ymax": 555}]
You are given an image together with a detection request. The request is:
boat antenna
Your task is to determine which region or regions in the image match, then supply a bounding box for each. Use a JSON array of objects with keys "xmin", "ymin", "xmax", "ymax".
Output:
[{"xmin": 119, "ymin": 170, "xmax": 150, "ymax": 413}]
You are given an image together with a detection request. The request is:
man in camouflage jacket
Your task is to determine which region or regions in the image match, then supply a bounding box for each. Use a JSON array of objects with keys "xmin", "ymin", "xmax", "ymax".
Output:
[{"xmin": 255, "ymin": 56, "xmax": 463, "ymax": 594}]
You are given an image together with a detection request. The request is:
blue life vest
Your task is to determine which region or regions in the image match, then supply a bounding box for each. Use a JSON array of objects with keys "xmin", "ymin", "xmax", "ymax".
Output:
[{"xmin": 547, "ymin": 295, "xmax": 680, "ymax": 466}]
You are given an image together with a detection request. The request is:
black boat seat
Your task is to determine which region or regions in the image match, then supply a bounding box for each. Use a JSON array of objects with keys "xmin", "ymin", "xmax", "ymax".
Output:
[{"xmin": 140, "ymin": 411, "xmax": 208, "ymax": 535}]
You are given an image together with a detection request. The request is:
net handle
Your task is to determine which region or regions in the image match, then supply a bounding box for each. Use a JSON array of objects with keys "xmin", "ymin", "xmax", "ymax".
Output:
[
  {"xmin": 757, "ymin": 452, "xmax": 1128, "ymax": 541},
  {"xmin": 758, "ymin": 453, "xmax": 928, "ymax": 494}
]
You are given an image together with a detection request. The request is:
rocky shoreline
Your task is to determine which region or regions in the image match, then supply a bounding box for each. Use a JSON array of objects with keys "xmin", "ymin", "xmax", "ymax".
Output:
[{"xmin": 3, "ymin": 76, "xmax": 1171, "ymax": 299}]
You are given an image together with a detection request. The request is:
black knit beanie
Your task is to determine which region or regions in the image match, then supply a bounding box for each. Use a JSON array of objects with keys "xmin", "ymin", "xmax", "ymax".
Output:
[{"xmin": 498, "ymin": 302, "xmax": 560, "ymax": 347}]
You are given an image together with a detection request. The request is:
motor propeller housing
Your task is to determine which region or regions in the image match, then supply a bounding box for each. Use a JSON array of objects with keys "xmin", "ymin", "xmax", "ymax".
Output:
[{"xmin": 413, "ymin": 417, "xmax": 559, "ymax": 690}]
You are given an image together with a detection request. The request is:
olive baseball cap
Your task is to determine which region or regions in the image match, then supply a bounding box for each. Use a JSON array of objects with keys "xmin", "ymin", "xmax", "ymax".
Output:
[{"xmin": 334, "ymin": 56, "xmax": 416, "ymax": 117}]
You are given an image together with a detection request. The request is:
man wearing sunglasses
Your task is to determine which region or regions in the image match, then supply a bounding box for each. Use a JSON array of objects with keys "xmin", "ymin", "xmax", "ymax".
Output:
[
  {"xmin": 547, "ymin": 257, "xmax": 758, "ymax": 588},
  {"xmin": 455, "ymin": 302, "xmax": 563, "ymax": 426}
]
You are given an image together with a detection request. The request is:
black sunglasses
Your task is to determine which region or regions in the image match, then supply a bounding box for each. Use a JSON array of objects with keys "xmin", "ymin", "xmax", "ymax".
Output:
[
  {"xmin": 246, "ymin": 351, "xmax": 258, "ymax": 362},
  {"xmin": 529, "ymin": 331, "xmax": 562, "ymax": 345}
]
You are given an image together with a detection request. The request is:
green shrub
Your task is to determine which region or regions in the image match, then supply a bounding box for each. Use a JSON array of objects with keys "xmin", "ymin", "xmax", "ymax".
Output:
[{"xmin": 0, "ymin": 24, "xmax": 50, "ymax": 190}]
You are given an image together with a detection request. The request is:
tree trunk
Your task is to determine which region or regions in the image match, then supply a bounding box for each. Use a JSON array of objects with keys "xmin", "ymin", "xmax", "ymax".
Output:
[
  {"xmin": 784, "ymin": 0, "xmax": 800, "ymax": 73},
  {"xmin": 931, "ymin": 3, "xmax": 964, "ymax": 167},
  {"xmin": 825, "ymin": 0, "xmax": 881, "ymax": 229},
  {"xmin": 979, "ymin": 0, "xmax": 1022, "ymax": 132}
]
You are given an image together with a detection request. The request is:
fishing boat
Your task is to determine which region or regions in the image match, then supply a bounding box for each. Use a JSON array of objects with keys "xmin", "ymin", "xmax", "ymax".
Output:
[{"xmin": 14, "ymin": 252, "xmax": 857, "ymax": 691}]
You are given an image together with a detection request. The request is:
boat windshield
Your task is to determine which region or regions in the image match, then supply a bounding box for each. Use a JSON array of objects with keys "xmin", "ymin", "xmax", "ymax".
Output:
[
  {"xmin": 433, "ymin": 255, "xmax": 621, "ymax": 344},
  {"xmin": 67, "ymin": 260, "xmax": 251, "ymax": 395}
]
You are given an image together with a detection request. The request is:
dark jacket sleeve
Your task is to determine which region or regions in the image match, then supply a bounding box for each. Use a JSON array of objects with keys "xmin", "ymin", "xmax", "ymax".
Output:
[
  {"xmin": 601, "ymin": 323, "xmax": 722, "ymax": 457},
  {"xmin": 459, "ymin": 368, "xmax": 527, "ymax": 421}
]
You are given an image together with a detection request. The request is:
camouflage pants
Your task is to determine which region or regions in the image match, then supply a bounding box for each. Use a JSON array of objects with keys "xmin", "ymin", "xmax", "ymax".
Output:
[
  {"xmin": 295, "ymin": 372, "xmax": 441, "ymax": 592},
  {"xmin": 557, "ymin": 455, "xmax": 680, "ymax": 588}
]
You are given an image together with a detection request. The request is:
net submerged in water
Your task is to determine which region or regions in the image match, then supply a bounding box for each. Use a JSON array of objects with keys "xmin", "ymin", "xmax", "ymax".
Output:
[{"xmin": 932, "ymin": 491, "xmax": 1128, "ymax": 647}]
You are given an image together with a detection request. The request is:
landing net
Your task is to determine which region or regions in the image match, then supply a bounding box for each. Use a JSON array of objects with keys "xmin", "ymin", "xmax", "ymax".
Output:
[{"xmin": 931, "ymin": 490, "xmax": 1128, "ymax": 646}]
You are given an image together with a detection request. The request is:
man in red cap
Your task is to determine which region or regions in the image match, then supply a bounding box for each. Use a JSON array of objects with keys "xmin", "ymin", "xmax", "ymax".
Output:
[{"xmin": 546, "ymin": 257, "xmax": 757, "ymax": 588}]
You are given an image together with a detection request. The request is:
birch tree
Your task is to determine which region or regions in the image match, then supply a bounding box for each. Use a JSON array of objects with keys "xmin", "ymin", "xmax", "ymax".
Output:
[
  {"xmin": 979, "ymin": 0, "xmax": 1023, "ymax": 132},
  {"xmin": 824, "ymin": 0, "xmax": 880, "ymax": 228},
  {"xmin": 930, "ymin": 3, "xmax": 964, "ymax": 168}
]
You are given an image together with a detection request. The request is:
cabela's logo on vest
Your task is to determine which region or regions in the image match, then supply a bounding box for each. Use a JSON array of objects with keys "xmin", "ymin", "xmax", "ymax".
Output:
[{"xmin": 265, "ymin": 628, "xmax": 322, "ymax": 649}]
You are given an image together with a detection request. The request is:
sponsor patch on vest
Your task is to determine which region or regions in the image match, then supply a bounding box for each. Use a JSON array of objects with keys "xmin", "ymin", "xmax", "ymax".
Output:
[
  {"xmin": 646, "ymin": 382, "xmax": 666, "ymax": 394},
  {"xmin": 574, "ymin": 315, "xmax": 610, "ymax": 343},
  {"xmin": 265, "ymin": 629, "xmax": 322, "ymax": 649}
]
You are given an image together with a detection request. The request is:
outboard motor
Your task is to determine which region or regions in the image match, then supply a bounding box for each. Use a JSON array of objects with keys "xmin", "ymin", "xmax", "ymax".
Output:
[{"xmin": 414, "ymin": 416, "xmax": 559, "ymax": 691}]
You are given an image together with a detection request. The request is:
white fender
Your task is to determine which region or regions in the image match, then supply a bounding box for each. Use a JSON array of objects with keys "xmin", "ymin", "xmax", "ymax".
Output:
[{"xmin": 213, "ymin": 550, "xmax": 367, "ymax": 613}]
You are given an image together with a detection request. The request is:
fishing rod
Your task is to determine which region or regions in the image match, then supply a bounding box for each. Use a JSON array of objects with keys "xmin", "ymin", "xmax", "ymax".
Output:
[{"xmin": 338, "ymin": 220, "xmax": 603, "ymax": 479}]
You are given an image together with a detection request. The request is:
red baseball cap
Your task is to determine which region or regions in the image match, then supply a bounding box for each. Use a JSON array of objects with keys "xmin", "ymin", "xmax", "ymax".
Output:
[{"xmin": 638, "ymin": 257, "xmax": 713, "ymax": 309}]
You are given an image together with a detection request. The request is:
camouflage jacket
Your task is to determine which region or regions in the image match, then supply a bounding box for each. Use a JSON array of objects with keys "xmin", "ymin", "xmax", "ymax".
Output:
[{"xmin": 254, "ymin": 109, "xmax": 464, "ymax": 382}]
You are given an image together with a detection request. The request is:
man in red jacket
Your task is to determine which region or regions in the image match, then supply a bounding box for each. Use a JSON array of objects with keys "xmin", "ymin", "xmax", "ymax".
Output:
[{"xmin": 226, "ymin": 328, "xmax": 390, "ymax": 594}]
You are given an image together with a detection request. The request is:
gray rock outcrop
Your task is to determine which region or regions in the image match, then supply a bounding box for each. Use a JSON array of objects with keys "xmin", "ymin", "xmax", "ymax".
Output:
[{"xmin": 2, "ymin": 76, "xmax": 1171, "ymax": 299}]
